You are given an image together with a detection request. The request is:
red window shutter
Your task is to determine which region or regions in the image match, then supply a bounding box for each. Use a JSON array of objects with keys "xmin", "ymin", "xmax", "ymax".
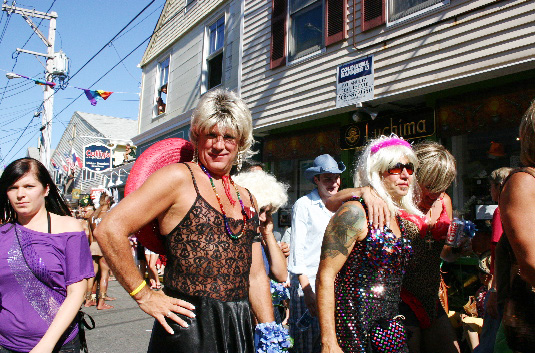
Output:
[
  {"xmin": 270, "ymin": 0, "xmax": 287, "ymax": 69},
  {"xmin": 361, "ymin": 0, "xmax": 385, "ymax": 32},
  {"xmin": 325, "ymin": 0, "xmax": 347, "ymax": 47}
]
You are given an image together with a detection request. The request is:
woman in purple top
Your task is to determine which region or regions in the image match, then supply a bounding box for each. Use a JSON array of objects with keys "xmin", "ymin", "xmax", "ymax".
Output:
[{"xmin": 0, "ymin": 158, "xmax": 94, "ymax": 353}]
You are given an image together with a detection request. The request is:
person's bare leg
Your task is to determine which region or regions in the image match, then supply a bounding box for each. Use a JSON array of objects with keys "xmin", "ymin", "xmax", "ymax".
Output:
[
  {"xmin": 422, "ymin": 314, "xmax": 460, "ymax": 353},
  {"xmin": 97, "ymin": 257, "xmax": 114, "ymax": 310},
  {"xmin": 146, "ymin": 253, "xmax": 160, "ymax": 289},
  {"xmin": 84, "ymin": 257, "xmax": 99, "ymax": 307}
]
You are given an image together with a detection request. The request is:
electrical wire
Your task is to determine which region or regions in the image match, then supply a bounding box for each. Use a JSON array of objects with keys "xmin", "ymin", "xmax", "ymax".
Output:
[
  {"xmin": 66, "ymin": 0, "xmax": 156, "ymax": 84},
  {"xmin": 1, "ymin": 0, "xmax": 171, "ymax": 163}
]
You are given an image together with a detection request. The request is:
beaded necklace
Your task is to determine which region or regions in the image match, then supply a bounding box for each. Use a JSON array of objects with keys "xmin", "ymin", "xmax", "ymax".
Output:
[{"xmin": 199, "ymin": 163, "xmax": 248, "ymax": 240}]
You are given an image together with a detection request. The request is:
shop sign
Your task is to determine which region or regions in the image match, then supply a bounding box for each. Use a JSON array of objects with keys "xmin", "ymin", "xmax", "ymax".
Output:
[
  {"xmin": 336, "ymin": 55, "xmax": 374, "ymax": 108},
  {"xmin": 340, "ymin": 109, "xmax": 435, "ymax": 150},
  {"xmin": 84, "ymin": 143, "xmax": 112, "ymax": 172}
]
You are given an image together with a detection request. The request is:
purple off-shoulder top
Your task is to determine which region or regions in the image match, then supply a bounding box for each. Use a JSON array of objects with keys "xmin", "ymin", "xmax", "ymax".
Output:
[{"xmin": 0, "ymin": 223, "xmax": 94, "ymax": 351}]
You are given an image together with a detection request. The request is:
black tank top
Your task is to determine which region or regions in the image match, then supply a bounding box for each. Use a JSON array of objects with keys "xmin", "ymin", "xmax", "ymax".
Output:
[{"xmin": 163, "ymin": 163, "xmax": 260, "ymax": 301}]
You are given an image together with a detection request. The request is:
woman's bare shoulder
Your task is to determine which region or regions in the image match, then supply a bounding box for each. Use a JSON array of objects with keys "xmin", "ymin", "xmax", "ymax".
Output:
[{"xmin": 51, "ymin": 214, "xmax": 84, "ymax": 233}]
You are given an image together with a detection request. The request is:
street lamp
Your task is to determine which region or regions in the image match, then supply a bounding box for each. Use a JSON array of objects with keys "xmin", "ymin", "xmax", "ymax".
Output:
[{"xmin": 5, "ymin": 72, "xmax": 21, "ymax": 79}]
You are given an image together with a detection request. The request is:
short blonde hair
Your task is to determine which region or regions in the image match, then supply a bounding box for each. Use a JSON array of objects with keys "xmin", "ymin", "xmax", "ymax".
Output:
[
  {"xmin": 489, "ymin": 167, "xmax": 513, "ymax": 187},
  {"xmin": 353, "ymin": 135, "xmax": 422, "ymax": 216},
  {"xmin": 233, "ymin": 170, "xmax": 289, "ymax": 213},
  {"xmin": 414, "ymin": 141, "xmax": 457, "ymax": 194},
  {"xmin": 189, "ymin": 89, "xmax": 255, "ymax": 159},
  {"xmin": 520, "ymin": 100, "xmax": 535, "ymax": 167}
]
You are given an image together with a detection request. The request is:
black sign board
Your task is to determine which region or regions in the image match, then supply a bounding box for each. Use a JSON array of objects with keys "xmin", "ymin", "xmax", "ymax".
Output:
[{"xmin": 340, "ymin": 108, "xmax": 435, "ymax": 150}]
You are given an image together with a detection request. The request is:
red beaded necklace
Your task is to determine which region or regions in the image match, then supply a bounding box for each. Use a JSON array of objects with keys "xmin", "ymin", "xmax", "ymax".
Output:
[{"xmin": 199, "ymin": 163, "xmax": 248, "ymax": 240}]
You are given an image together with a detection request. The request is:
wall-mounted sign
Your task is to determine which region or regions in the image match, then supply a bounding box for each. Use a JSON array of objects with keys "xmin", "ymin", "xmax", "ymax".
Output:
[
  {"xmin": 84, "ymin": 143, "xmax": 112, "ymax": 172},
  {"xmin": 336, "ymin": 55, "xmax": 374, "ymax": 108},
  {"xmin": 340, "ymin": 108, "xmax": 435, "ymax": 150}
]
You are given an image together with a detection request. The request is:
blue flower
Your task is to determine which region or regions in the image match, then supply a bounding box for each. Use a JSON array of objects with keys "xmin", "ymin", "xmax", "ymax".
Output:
[{"xmin": 255, "ymin": 322, "xmax": 293, "ymax": 353}]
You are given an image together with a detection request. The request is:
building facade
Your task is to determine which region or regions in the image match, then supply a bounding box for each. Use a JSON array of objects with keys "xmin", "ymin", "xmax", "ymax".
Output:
[
  {"xmin": 134, "ymin": 0, "xmax": 245, "ymax": 154},
  {"xmin": 240, "ymin": 0, "xmax": 535, "ymax": 217},
  {"xmin": 51, "ymin": 111, "xmax": 138, "ymax": 203}
]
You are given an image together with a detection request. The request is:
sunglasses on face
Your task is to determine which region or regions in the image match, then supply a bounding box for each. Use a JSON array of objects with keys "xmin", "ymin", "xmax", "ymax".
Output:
[{"xmin": 387, "ymin": 162, "xmax": 415, "ymax": 175}]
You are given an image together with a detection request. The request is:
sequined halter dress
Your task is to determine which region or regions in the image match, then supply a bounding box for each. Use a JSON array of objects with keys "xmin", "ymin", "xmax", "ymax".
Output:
[{"xmin": 334, "ymin": 213, "xmax": 413, "ymax": 353}]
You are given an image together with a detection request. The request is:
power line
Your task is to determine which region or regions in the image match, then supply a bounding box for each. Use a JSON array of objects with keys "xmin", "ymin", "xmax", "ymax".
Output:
[{"xmin": 66, "ymin": 0, "xmax": 156, "ymax": 84}]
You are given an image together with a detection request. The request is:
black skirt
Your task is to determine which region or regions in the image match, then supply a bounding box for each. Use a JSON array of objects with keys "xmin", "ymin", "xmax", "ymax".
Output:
[{"xmin": 147, "ymin": 288, "xmax": 254, "ymax": 353}]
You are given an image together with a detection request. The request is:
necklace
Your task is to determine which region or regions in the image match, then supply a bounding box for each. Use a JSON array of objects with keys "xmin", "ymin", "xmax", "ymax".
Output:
[{"xmin": 199, "ymin": 163, "xmax": 248, "ymax": 240}]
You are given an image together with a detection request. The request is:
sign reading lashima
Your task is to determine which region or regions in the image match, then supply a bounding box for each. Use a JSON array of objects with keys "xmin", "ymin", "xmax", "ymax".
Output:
[
  {"xmin": 84, "ymin": 143, "xmax": 112, "ymax": 172},
  {"xmin": 336, "ymin": 56, "xmax": 374, "ymax": 107}
]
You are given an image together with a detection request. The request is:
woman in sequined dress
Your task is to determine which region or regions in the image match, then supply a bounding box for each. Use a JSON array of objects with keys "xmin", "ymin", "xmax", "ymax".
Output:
[
  {"xmin": 325, "ymin": 141, "xmax": 463, "ymax": 353},
  {"xmin": 317, "ymin": 135, "xmax": 422, "ymax": 353}
]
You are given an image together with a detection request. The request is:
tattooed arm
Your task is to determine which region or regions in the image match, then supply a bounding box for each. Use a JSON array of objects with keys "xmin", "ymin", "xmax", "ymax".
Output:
[{"xmin": 317, "ymin": 201, "xmax": 368, "ymax": 352}]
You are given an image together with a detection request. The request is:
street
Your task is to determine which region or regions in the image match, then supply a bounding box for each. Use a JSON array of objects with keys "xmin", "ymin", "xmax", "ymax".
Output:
[{"xmin": 82, "ymin": 280, "xmax": 154, "ymax": 353}]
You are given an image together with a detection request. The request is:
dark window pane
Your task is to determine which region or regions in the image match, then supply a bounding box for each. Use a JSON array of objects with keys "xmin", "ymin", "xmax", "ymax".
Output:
[
  {"xmin": 291, "ymin": 3, "xmax": 323, "ymax": 60},
  {"xmin": 208, "ymin": 52, "xmax": 223, "ymax": 89}
]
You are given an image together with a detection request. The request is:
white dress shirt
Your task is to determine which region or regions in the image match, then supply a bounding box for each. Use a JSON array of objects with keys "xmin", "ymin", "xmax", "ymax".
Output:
[{"xmin": 288, "ymin": 189, "xmax": 334, "ymax": 294}]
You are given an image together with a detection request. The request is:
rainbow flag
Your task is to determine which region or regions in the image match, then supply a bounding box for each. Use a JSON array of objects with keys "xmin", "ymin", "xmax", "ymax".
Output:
[{"xmin": 82, "ymin": 89, "xmax": 113, "ymax": 106}]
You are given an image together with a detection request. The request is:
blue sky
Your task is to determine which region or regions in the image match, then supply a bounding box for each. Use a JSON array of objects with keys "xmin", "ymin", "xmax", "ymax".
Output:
[{"xmin": 0, "ymin": 0, "xmax": 165, "ymax": 165}]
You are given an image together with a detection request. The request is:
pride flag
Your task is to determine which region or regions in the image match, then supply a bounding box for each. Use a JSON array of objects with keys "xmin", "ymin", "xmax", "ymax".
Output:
[{"xmin": 82, "ymin": 89, "xmax": 113, "ymax": 106}]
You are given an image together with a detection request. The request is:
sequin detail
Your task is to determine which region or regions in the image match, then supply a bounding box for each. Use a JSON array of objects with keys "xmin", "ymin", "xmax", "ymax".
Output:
[
  {"xmin": 334, "ymin": 220, "xmax": 413, "ymax": 352},
  {"xmin": 8, "ymin": 225, "xmax": 63, "ymax": 325}
]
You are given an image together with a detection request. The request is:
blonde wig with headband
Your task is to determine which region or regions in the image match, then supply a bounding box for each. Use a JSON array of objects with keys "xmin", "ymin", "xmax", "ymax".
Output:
[{"xmin": 353, "ymin": 135, "xmax": 422, "ymax": 217}]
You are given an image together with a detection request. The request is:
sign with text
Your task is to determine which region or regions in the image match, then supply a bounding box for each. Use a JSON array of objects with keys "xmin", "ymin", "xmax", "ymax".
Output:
[
  {"xmin": 336, "ymin": 56, "xmax": 374, "ymax": 107},
  {"xmin": 84, "ymin": 143, "xmax": 112, "ymax": 172},
  {"xmin": 340, "ymin": 108, "xmax": 435, "ymax": 150}
]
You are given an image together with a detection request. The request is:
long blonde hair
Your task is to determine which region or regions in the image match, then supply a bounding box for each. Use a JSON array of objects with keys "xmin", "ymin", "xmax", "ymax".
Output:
[{"xmin": 354, "ymin": 135, "xmax": 422, "ymax": 216}]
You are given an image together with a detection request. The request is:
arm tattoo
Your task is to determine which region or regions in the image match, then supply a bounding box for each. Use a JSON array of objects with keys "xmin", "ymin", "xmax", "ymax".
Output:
[{"xmin": 321, "ymin": 204, "xmax": 367, "ymax": 260}]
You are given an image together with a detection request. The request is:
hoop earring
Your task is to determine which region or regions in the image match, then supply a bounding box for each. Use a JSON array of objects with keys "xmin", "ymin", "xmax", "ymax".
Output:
[{"xmin": 192, "ymin": 147, "xmax": 198, "ymax": 164}]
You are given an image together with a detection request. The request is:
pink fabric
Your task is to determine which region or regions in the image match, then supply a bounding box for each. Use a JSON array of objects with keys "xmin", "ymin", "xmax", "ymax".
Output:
[
  {"xmin": 370, "ymin": 137, "xmax": 410, "ymax": 154},
  {"xmin": 490, "ymin": 207, "xmax": 502, "ymax": 275}
]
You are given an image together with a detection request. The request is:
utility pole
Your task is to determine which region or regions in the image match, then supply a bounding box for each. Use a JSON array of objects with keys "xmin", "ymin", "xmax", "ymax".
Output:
[{"xmin": 2, "ymin": 2, "xmax": 63, "ymax": 170}]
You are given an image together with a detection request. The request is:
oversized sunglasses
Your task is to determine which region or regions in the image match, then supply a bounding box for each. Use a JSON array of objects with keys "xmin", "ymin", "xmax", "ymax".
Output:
[{"xmin": 387, "ymin": 162, "xmax": 415, "ymax": 175}]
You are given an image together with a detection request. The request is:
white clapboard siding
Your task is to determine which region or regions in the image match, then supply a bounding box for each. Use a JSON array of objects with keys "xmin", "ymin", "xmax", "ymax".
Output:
[
  {"xmin": 141, "ymin": 0, "xmax": 225, "ymax": 66},
  {"xmin": 241, "ymin": 0, "xmax": 535, "ymax": 130},
  {"xmin": 138, "ymin": 0, "xmax": 242, "ymax": 137}
]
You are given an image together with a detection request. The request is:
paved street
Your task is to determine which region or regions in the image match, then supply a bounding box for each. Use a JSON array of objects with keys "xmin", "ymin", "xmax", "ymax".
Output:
[{"xmin": 82, "ymin": 280, "xmax": 154, "ymax": 353}]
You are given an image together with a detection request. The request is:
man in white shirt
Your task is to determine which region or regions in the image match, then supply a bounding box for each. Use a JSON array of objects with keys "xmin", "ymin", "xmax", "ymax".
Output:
[{"xmin": 289, "ymin": 154, "xmax": 345, "ymax": 353}]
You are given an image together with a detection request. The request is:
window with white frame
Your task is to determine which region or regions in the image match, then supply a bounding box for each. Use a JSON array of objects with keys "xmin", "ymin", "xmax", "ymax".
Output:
[
  {"xmin": 388, "ymin": 0, "xmax": 448, "ymax": 23},
  {"xmin": 156, "ymin": 57, "xmax": 169, "ymax": 115},
  {"xmin": 206, "ymin": 16, "xmax": 225, "ymax": 90},
  {"xmin": 289, "ymin": 0, "xmax": 323, "ymax": 61},
  {"xmin": 361, "ymin": 0, "xmax": 449, "ymax": 31}
]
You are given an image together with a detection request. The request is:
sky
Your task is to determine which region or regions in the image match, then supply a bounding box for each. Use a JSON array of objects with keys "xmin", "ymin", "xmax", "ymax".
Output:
[{"xmin": 0, "ymin": 0, "xmax": 166, "ymax": 166}]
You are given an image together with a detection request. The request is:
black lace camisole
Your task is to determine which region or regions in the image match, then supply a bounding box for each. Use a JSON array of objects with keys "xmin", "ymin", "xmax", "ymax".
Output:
[{"xmin": 163, "ymin": 163, "xmax": 260, "ymax": 302}]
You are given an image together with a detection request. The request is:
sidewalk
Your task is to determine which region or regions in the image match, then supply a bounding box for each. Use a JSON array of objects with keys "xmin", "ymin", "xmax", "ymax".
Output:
[{"xmin": 82, "ymin": 280, "xmax": 154, "ymax": 352}]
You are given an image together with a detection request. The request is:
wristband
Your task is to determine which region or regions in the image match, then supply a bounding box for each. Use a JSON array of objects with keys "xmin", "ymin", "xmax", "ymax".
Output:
[
  {"xmin": 129, "ymin": 280, "xmax": 147, "ymax": 297},
  {"xmin": 489, "ymin": 287, "xmax": 497, "ymax": 293}
]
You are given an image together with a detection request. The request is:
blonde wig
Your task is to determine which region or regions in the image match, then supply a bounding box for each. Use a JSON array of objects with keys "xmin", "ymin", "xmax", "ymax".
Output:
[
  {"xmin": 189, "ymin": 89, "xmax": 255, "ymax": 160},
  {"xmin": 520, "ymin": 99, "xmax": 535, "ymax": 167},
  {"xmin": 414, "ymin": 141, "xmax": 457, "ymax": 194},
  {"xmin": 233, "ymin": 170, "xmax": 289, "ymax": 214},
  {"xmin": 353, "ymin": 135, "xmax": 422, "ymax": 216}
]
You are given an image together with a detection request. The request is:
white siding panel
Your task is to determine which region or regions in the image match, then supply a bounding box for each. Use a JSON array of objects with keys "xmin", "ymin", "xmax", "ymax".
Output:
[{"xmin": 241, "ymin": 0, "xmax": 535, "ymax": 128}]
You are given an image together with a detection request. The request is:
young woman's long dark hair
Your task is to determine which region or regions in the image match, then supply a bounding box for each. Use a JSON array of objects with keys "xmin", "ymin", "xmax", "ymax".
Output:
[{"xmin": 0, "ymin": 158, "xmax": 71, "ymax": 223}]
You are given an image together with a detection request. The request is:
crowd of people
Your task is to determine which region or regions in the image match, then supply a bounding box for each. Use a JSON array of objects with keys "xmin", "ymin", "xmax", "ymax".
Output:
[{"xmin": 0, "ymin": 93, "xmax": 534, "ymax": 353}]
